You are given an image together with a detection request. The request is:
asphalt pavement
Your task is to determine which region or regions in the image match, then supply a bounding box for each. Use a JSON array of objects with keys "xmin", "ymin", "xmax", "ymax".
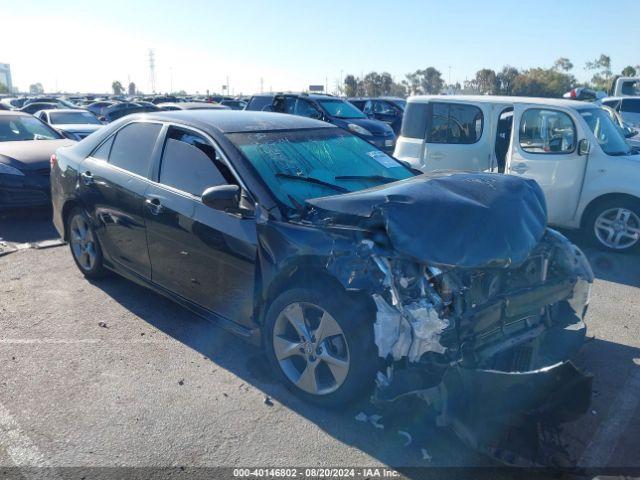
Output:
[{"xmin": 0, "ymin": 208, "xmax": 639, "ymax": 479}]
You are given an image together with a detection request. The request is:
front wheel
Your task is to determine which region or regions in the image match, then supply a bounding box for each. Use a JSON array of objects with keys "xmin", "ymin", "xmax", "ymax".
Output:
[
  {"xmin": 67, "ymin": 207, "xmax": 108, "ymax": 278},
  {"xmin": 584, "ymin": 198, "xmax": 640, "ymax": 253},
  {"xmin": 264, "ymin": 284, "xmax": 378, "ymax": 407}
]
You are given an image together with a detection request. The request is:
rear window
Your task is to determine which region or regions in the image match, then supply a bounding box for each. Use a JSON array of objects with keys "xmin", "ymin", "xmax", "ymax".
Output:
[
  {"xmin": 247, "ymin": 96, "xmax": 274, "ymax": 111},
  {"xmin": 108, "ymin": 122, "xmax": 162, "ymax": 176},
  {"xmin": 427, "ymin": 102, "xmax": 484, "ymax": 144},
  {"xmin": 621, "ymin": 99, "xmax": 640, "ymax": 114},
  {"xmin": 400, "ymin": 102, "xmax": 428, "ymax": 139}
]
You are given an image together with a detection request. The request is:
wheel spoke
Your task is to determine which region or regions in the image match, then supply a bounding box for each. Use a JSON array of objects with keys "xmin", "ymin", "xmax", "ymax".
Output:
[
  {"xmin": 313, "ymin": 311, "xmax": 342, "ymax": 343},
  {"xmin": 319, "ymin": 351, "xmax": 349, "ymax": 385},
  {"xmin": 284, "ymin": 304, "xmax": 311, "ymax": 341},
  {"xmin": 273, "ymin": 335, "xmax": 302, "ymax": 361},
  {"xmin": 295, "ymin": 361, "xmax": 318, "ymax": 394}
]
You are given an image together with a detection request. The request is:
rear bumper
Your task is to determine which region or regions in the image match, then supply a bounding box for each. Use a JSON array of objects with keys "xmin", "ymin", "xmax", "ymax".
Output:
[{"xmin": 0, "ymin": 172, "xmax": 51, "ymax": 210}]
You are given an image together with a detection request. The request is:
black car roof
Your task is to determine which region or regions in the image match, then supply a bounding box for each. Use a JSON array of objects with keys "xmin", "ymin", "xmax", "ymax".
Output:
[{"xmin": 137, "ymin": 110, "xmax": 332, "ymax": 134}]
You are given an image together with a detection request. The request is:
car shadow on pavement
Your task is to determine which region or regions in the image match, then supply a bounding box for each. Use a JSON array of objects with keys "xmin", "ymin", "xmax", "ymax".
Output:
[
  {"xmin": 0, "ymin": 207, "xmax": 58, "ymax": 244},
  {"xmin": 87, "ymin": 272, "xmax": 640, "ymax": 474}
]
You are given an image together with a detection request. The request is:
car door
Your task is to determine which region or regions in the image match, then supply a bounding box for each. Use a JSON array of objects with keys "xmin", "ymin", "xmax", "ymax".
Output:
[
  {"xmin": 80, "ymin": 121, "xmax": 163, "ymax": 278},
  {"xmin": 144, "ymin": 126, "xmax": 257, "ymax": 327},
  {"xmin": 506, "ymin": 105, "xmax": 587, "ymax": 226},
  {"xmin": 423, "ymin": 101, "xmax": 491, "ymax": 172},
  {"xmin": 293, "ymin": 98, "xmax": 323, "ymax": 120}
]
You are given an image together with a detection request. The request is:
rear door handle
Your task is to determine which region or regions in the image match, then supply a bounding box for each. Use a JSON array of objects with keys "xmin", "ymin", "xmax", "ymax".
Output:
[
  {"xmin": 512, "ymin": 163, "xmax": 529, "ymax": 174},
  {"xmin": 80, "ymin": 171, "xmax": 93, "ymax": 185},
  {"xmin": 145, "ymin": 197, "xmax": 164, "ymax": 215}
]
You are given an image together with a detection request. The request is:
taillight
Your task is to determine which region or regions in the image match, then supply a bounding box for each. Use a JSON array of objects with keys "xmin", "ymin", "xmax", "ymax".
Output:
[
  {"xmin": 50, "ymin": 154, "xmax": 57, "ymax": 169},
  {"xmin": 570, "ymin": 89, "xmax": 577, "ymax": 98}
]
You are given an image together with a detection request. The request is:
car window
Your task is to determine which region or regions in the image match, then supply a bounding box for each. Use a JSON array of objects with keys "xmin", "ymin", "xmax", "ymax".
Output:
[
  {"xmin": 620, "ymin": 80, "xmax": 640, "ymax": 96},
  {"xmin": 362, "ymin": 101, "xmax": 373, "ymax": 113},
  {"xmin": 92, "ymin": 136, "xmax": 115, "ymax": 160},
  {"xmin": 400, "ymin": 102, "xmax": 428, "ymax": 139},
  {"xmin": 602, "ymin": 100, "xmax": 620, "ymax": 110},
  {"xmin": 294, "ymin": 99, "xmax": 321, "ymax": 119},
  {"xmin": 247, "ymin": 96, "xmax": 273, "ymax": 111},
  {"xmin": 519, "ymin": 109, "xmax": 576, "ymax": 154},
  {"xmin": 49, "ymin": 111, "xmax": 101, "ymax": 125},
  {"xmin": 579, "ymin": 108, "xmax": 631, "ymax": 156},
  {"xmin": 0, "ymin": 115, "xmax": 62, "ymax": 141},
  {"xmin": 108, "ymin": 122, "xmax": 162, "ymax": 176},
  {"xmin": 317, "ymin": 99, "xmax": 366, "ymax": 119},
  {"xmin": 427, "ymin": 102, "xmax": 483, "ymax": 144},
  {"xmin": 159, "ymin": 128, "xmax": 235, "ymax": 196},
  {"xmin": 621, "ymin": 99, "xmax": 640, "ymax": 114},
  {"xmin": 374, "ymin": 101, "xmax": 395, "ymax": 115}
]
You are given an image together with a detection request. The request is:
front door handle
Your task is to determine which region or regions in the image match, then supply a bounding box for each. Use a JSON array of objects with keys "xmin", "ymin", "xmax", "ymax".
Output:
[
  {"xmin": 80, "ymin": 171, "xmax": 93, "ymax": 185},
  {"xmin": 145, "ymin": 197, "xmax": 164, "ymax": 215},
  {"xmin": 512, "ymin": 163, "xmax": 529, "ymax": 174}
]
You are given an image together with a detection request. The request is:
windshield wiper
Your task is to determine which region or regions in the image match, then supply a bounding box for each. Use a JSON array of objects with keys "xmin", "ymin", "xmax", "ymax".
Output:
[
  {"xmin": 335, "ymin": 174, "xmax": 397, "ymax": 184},
  {"xmin": 275, "ymin": 173, "xmax": 348, "ymax": 192}
]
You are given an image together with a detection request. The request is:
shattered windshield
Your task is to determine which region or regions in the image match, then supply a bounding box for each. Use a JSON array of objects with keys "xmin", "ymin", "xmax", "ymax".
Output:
[{"xmin": 227, "ymin": 128, "xmax": 413, "ymax": 209}]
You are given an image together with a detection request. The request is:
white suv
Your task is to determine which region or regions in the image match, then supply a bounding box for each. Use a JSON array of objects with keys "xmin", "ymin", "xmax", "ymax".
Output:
[{"xmin": 395, "ymin": 95, "xmax": 640, "ymax": 252}]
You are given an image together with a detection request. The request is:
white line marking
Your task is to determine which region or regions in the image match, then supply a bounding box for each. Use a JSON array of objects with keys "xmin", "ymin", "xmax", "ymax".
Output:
[
  {"xmin": 579, "ymin": 358, "xmax": 640, "ymax": 467},
  {"xmin": 0, "ymin": 402, "xmax": 62, "ymax": 479},
  {"xmin": 0, "ymin": 338, "xmax": 170, "ymax": 344}
]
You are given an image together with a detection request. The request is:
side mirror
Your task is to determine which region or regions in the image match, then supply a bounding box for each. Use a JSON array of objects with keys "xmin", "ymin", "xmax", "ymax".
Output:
[
  {"xmin": 201, "ymin": 185, "xmax": 240, "ymax": 211},
  {"xmin": 578, "ymin": 139, "xmax": 590, "ymax": 156}
]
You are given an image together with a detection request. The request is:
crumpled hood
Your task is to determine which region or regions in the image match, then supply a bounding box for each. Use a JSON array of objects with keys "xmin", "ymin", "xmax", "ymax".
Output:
[
  {"xmin": 0, "ymin": 139, "xmax": 75, "ymax": 170},
  {"xmin": 306, "ymin": 172, "xmax": 547, "ymax": 268}
]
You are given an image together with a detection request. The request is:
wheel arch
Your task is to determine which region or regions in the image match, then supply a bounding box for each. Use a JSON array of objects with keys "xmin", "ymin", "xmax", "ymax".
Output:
[{"xmin": 580, "ymin": 192, "xmax": 640, "ymax": 229}]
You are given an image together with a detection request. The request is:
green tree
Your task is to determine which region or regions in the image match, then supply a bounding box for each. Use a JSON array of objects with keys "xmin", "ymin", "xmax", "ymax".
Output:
[
  {"xmin": 474, "ymin": 68, "xmax": 498, "ymax": 94},
  {"xmin": 553, "ymin": 57, "xmax": 574, "ymax": 72},
  {"xmin": 363, "ymin": 71, "xmax": 382, "ymax": 96},
  {"xmin": 622, "ymin": 66, "xmax": 637, "ymax": 77},
  {"xmin": 128, "ymin": 82, "xmax": 136, "ymax": 95},
  {"xmin": 405, "ymin": 67, "xmax": 444, "ymax": 95},
  {"xmin": 585, "ymin": 54, "xmax": 612, "ymax": 90},
  {"xmin": 29, "ymin": 83, "xmax": 44, "ymax": 94},
  {"xmin": 0, "ymin": 83, "xmax": 8, "ymax": 94},
  {"xmin": 343, "ymin": 74, "xmax": 359, "ymax": 97},
  {"xmin": 112, "ymin": 80, "xmax": 124, "ymax": 95},
  {"xmin": 497, "ymin": 66, "xmax": 520, "ymax": 95},
  {"xmin": 512, "ymin": 68, "xmax": 576, "ymax": 97}
]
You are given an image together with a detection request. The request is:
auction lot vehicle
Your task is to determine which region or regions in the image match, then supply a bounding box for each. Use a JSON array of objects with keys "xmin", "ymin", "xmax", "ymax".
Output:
[
  {"xmin": 0, "ymin": 111, "xmax": 73, "ymax": 209},
  {"xmin": 602, "ymin": 96, "xmax": 640, "ymax": 128},
  {"xmin": 395, "ymin": 95, "xmax": 640, "ymax": 252},
  {"xmin": 609, "ymin": 76, "xmax": 640, "ymax": 97},
  {"xmin": 245, "ymin": 93, "xmax": 396, "ymax": 153},
  {"xmin": 35, "ymin": 108, "xmax": 103, "ymax": 141},
  {"xmin": 51, "ymin": 110, "xmax": 593, "ymax": 463},
  {"xmin": 349, "ymin": 97, "xmax": 406, "ymax": 135}
]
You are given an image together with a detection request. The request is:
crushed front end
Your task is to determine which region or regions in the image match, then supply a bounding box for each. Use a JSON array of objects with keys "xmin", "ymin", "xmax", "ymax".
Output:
[{"xmin": 305, "ymin": 173, "xmax": 595, "ymax": 465}]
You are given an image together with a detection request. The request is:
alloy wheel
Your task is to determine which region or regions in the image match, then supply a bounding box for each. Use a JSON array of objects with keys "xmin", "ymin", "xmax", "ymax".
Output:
[
  {"xmin": 594, "ymin": 207, "xmax": 640, "ymax": 250},
  {"xmin": 272, "ymin": 302, "xmax": 350, "ymax": 395},
  {"xmin": 70, "ymin": 214, "xmax": 97, "ymax": 271}
]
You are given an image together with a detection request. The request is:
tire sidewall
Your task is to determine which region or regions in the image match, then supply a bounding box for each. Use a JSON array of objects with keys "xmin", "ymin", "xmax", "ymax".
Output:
[
  {"xmin": 585, "ymin": 198, "xmax": 640, "ymax": 253},
  {"xmin": 263, "ymin": 284, "xmax": 378, "ymax": 407},
  {"xmin": 67, "ymin": 207, "xmax": 107, "ymax": 278}
]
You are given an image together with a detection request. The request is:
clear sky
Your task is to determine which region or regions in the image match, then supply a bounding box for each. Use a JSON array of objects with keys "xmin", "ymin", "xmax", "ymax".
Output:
[{"xmin": 1, "ymin": 0, "xmax": 637, "ymax": 95}]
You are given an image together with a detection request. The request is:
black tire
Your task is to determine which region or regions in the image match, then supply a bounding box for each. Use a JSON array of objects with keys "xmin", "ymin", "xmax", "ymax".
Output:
[
  {"xmin": 583, "ymin": 197, "xmax": 640, "ymax": 253},
  {"xmin": 263, "ymin": 283, "xmax": 378, "ymax": 407},
  {"xmin": 66, "ymin": 207, "xmax": 108, "ymax": 278}
]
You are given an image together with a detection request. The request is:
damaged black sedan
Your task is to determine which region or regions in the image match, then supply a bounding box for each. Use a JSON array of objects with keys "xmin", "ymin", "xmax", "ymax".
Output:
[{"xmin": 51, "ymin": 111, "xmax": 593, "ymax": 457}]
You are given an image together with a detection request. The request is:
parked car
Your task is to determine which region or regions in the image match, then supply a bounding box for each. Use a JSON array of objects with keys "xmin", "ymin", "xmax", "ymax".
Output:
[
  {"xmin": 1, "ymin": 97, "xmax": 28, "ymax": 109},
  {"xmin": 0, "ymin": 111, "xmax": 73, "ymax": 209},
  {"xmin": 156, "ymin": 102, "xmax": 230, "ymax": 111},
  {"xmin": 608, "ymin": 76, "xmax": 640, "ymax": 97},
  {"xmin": 601, "ymin": 97, "xmax": 640, "ymax": 128},
  {"xmin": 51, "ymin": 111, "xmax": 593, "ymax": 453},
  {"xmin": 86, "ymin": 101, "xmax": 117, "ymax": 117},
  {"xmin": 220, "ymin": 99, "xmax": 248, "ymax": 110},
  {"xmin": 601, "ymin": 104, "xmax": 640, "ymax": 149},
  {"xmin": 246, "ymin": 93, "xmax": 396, "ymax": 153},
  {"xmin": 99, "ymin": 102, "xmax": 158, "ymax": 123},
  {"xmin": 349, "ymin": 97, "xmax": 406, "ymax": 135},
  {"xmin": 35, "ymin": 109, "xmax": 103, "ymax": 141},
  {"xmin": 23, "ymin": 97, "xmax": 77, "ymax": 109},
  {"xmin": 19, "ymin": 102, "xmax": 60, "ymax": 115},
  {"xmin": 395, "ymin": 95, "xmax": 640, "ymax": 252}
]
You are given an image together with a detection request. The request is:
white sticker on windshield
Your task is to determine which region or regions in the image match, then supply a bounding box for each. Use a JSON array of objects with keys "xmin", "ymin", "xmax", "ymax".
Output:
[{"xmin": 367, "ymin": 150, "xmax": 398, "ymax": 168}]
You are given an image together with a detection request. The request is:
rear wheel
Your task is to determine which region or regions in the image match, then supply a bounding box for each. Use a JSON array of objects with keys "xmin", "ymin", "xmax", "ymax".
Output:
[
  {"xmin": 584, "ymin": 198, "xmax": 640, "ymax": 253},
  {"xmin": 264, "ymin": 284, "xmax": 377, "ymax": 407},
  {"xmin": 67, "ymin": 207, "xmax": 108, "ymax": 278}
]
